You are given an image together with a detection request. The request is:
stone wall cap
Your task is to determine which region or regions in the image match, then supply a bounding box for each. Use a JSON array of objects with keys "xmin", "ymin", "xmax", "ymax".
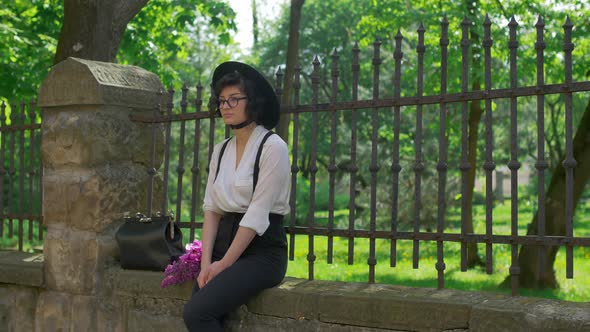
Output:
[
  {"xmin": 39, "ymin": 57, "xmax": 164, "ymax": 109},
  {"xmin": 102, "ymin": 267, "xmax": 590, "ymax": 331},
  {"xmin": 107, "ymin": 265, "xmax": 192, "ymax": 300},
  {"xmin": 0, "ymin": 250, "xmax": 44, "ymax": 287}
]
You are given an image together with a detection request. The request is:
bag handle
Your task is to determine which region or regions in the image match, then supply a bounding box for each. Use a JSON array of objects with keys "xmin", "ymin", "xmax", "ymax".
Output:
[
  {"xmin": 126, "ymin": 212, "xmax": 176, "ymax": 240},
  {"xmin": 164, "ymin": 211, "xmax": 175, "ymax": 240}
]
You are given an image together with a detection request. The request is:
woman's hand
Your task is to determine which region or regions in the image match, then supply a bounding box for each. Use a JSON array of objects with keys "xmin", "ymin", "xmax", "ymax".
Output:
[
  {"xmin": 197, "ymin": 260, "xmax": 229, "ymax": 288},
  {"xmin": 198, "ymin": 210, "xmax": 221, "ymax": 288},
  {"xmin": 197, "ymin": 261, "xmax": 210, "ymax": 288},
  {"xmin": 197, "ymin": 227, "xmax": 255, "ymax": 288}
]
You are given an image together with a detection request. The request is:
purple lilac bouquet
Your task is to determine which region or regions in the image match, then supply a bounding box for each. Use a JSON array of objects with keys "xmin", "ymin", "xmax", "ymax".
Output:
[{"xmin": 161, "ymin": 239, "xmax": 202, "ymax": 288}]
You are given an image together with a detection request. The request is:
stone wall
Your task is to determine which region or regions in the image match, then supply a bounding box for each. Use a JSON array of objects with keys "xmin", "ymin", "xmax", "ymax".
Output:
[
  {"xmin": 1, "ymin": 251, "xmax": 590, "ymax": 331},
  {"xmin": 0, "ymin": 251, "xmax": 42, "ymax": 332},
  {"xmin": 35, "ymin": 57, "xmax": 165, "ymax": 331}
]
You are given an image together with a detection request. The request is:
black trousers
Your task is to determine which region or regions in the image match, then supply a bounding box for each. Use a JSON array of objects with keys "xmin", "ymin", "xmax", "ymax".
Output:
[{"xmin": 183, "ymin": 213, "xmax": 287, "ymax": 331}]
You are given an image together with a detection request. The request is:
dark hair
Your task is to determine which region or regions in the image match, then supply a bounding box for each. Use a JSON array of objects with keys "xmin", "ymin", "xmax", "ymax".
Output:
[{"xmin": 210, "ymin": 71, "xmax": 266, "ymax": 124}]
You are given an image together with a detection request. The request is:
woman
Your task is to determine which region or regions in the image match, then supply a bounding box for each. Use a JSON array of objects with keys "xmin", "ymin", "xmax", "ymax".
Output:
[{"xmin": 183, "ymin": 61, "xmax": 290, "ymax": 331}]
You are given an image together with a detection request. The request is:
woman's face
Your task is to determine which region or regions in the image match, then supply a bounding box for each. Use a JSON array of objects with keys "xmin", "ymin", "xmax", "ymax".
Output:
[{"xmin": 218, "ymin": 85, "xmax": 248, "ymax": 126}]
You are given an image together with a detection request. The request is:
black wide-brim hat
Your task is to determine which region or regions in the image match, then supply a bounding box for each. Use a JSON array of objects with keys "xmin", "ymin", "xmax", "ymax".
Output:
[{"xmin": 211, "ymin": 61, "xmax": 280, "ymax": 130}]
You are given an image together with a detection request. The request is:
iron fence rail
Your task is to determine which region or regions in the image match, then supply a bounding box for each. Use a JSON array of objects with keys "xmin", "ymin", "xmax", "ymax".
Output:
[
  {"xmin": 0, "ymin": 100, "xmax": 43, "ymax": 252},
  {"xmin": 131, "ymin": 15, "xmax": 590, "ymax": 296},
  {"xmin": 130, "ymin": 82, "xmax": 590, "ymax": 124}
]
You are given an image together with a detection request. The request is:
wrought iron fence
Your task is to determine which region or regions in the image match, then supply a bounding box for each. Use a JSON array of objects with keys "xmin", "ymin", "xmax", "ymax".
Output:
[
  {"xmin": 131, "ymin": 15, "xmax": 590, "ymax": 296},
  {"xmin": 0, "ymin": 100, "xmax": 43, "ymax": 252}
]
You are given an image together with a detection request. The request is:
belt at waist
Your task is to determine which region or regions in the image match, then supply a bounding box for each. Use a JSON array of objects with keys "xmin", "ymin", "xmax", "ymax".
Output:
[
  {"xmin": 223, "ymin": 212, "xmax": 284, "ymax": 222},
  {"xmin": 214, "ymin": 212, "xmax": 286, "ymax": 257}
]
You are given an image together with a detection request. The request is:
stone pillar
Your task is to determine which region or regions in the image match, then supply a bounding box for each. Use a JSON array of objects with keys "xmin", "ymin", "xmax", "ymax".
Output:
[{"xmin": 36, "ymin": 57, "xmax": 164, "ymax": 331}]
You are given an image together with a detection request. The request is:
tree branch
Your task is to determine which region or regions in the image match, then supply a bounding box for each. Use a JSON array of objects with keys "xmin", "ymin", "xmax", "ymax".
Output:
[
  {"xmin": 54, "ymin": 0, "xmax": 149, "ymax": 64},
  {"xmin": 115, "ymin": 0, "xmax": 149, "ymax": 25},
  {"xmin": 492, "ymin": 0, "xmax": 510, "ymax": 20}
]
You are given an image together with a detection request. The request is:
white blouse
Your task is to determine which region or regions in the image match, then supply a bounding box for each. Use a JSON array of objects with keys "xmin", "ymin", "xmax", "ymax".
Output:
[{"xmin": 203, "ymin": 125, "xmax": 291, "ymax": 235}]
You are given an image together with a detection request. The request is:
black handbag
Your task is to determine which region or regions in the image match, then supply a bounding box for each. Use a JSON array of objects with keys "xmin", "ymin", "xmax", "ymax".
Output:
[{"xmin": 115, "ymin": 212, "xmax": 184, "ymax": 271}]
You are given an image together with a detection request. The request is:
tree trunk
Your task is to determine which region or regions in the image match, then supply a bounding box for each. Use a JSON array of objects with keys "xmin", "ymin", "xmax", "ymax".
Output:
[
  {"xmin": 54, "ymin": 0, "xmax": 148, "ymax": 64},
  {"xmin": 465, "ymin": 0, "xmax": 484, "ymax": 268},
  {"xmin": 466, "ymin": 80, "xmax": 484, "ymax": 268},
  {"xmin": 277, "ymin": 0, "xmax": 305, "ymax": 143},
  {"xmin": 252, "ymin": 0, "xmax": 259, "ymax": 47},
  {"xmin": 501, "ymin": 98, "xmax": 590, "ymax": 289}
]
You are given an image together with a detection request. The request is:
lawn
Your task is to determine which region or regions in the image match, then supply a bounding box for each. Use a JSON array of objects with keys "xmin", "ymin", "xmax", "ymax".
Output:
[
  {"xmin": 1, "ymin": 203, "xmax": 588, "ymax": 302},
  {"xmin": 285, "ymin": 235, "xmax": 590, "ymax": 302},
  {"xmin": 0, "ymin": 220, "xmax": 43, "ymax": 252},
  {"xmin": 285, "ymin": 203, "xmax": 590, "ymax": 302}
]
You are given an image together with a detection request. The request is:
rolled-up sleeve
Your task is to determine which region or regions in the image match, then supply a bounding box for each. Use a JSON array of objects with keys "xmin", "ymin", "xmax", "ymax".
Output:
[
  {"xmin": 239, "ymin": 138, "xmax": 290, "ymax": 235},
  {"xmin": 203, "ymin": 144, "xmax": 224, "ymax": 215}
]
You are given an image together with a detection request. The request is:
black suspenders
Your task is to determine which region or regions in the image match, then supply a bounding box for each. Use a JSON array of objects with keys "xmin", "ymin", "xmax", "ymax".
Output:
[
  {"xmin": 214, "ymin": 138, "xmax": 231, "ymax": 181},
  {"xmin": 214, "ymin": 131, "xmax": 275, "ymax": 193}
]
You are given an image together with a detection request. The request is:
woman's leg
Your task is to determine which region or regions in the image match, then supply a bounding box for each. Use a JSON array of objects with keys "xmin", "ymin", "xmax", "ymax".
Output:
[{"xmin": 183, "ymin": 250, "xmax": 286, "ymax": 331}]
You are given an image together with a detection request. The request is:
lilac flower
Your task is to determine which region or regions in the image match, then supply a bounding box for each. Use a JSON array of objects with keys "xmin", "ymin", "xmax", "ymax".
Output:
[{"xmin": 161, "ymin": 239, "xmax": 202, "ymax": 288}]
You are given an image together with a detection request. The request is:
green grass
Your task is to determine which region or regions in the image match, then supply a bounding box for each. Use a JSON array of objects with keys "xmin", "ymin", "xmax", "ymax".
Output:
[
  {"xmin": 286, "ymin": 203, "xmax": 590, "ymax": 302},
  {"xmin": 0, "ymin": 220, "xmax": 44, "ymax": 252},
  {"xmin": 285, "ymin": 235, "xmax": 590, "ymax": 302}
]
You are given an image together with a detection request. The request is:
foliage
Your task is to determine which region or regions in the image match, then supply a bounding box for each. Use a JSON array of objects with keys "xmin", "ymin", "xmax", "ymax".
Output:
[
  {"xmin": 118, "ymin": 0, "xmax": 239, "ymax": 87},
  {"xmin": 254, "ymin": 0, "xmax": 590, "ymax": 233},
  {"xmin": 0, "ymin": 0, "xmax": 62, "ymax": 100},
  {"xmin": 0, "ymin": 0, "xmax": 239, "ymax": 100}
]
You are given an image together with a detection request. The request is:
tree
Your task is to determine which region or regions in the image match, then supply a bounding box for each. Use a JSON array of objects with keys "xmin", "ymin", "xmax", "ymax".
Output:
[
  {"xmin": 506, "ymin": 1, "xmax": 590, "ymax": 289},
  {"xmin": 0, "ymin": 0, "xmax": 236, "ymax": 100},
  {"xmin": 54, "ymin": 0, "xmax": 237, "ymax": 66},
  {"xmin": 252, "ymin": 0, "xmax": 259, "ymax": 47},
  {"xmin": 277, "ymin": 0, "xmax": 305, "ymax": 142},
  {"xmin": 508, "ymin": 99, "xmax": 590, "ymax": 289},
  {"xmin": 54, "ymin": 0, "xmax": 149, "ymax": 64}
]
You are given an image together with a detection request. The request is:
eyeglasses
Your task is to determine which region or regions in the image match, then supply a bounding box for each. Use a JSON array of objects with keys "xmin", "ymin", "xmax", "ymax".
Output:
[{"xmin": 217, "ymin": 96, "xmax": 248, "ymax": 109}]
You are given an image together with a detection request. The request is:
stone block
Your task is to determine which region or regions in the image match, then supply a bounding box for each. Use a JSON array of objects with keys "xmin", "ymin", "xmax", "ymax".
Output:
[
  {"xmin": 470, "ymin": 296, "xmax": 590, "ymax": 332},
  {"xmin": 0, "ymin": 286, "xmax": 40, "ymax": 332},
  {"xmin": 42, "ymin": 164, "xmax": 161, "ymax": 232},
  {"xmin": 127, "ymin": 309, "xmax": 187, "ymax": 332},
  {"xmin": 39, "ymin": 57, "xmax": 163, "ymax": 109},
  {"xmin": 0, "ymin": 287, "xmax": 13, "ymax": 330},
  {"xmin": 96, "ymin": 297, "xmax": 126, "ymax": 332},
  {"xmin": 319, "ymin": 283, "xmax": 477, "ymax": 331},
  {"xmin": 13, "ymin": 287, "xmax": 39, "ymax": 332},
  {"xmin": 247, "ymin": 278, "xmax": 318, "ymax": 320},
  {"xmin": 43, "ymin": 227, "xmax": 103, "ymax": 293},
  {"xmin": 249, "ymin": 279, "xmax": 481, "ymax": 332},
  {"xmin": 41, "ymin": 107, "xmax": 164, "ymax": 169},
  {"xmin": 226, "ymin": 310, "xmax": 408, "ymax": 332},
  {"xmin": 71, "ymin": 295, "xmax": 98, "ymax": 331},
  {"xmin": 35, "ymin": 291, "xmax": 71, "ymax": 332},
  {"xmin": 39, "ymin": 58, "xmax": 165, "ymax": 172},
  {"xmin": 108, "ymin": 266, "xmax": 192, "ymax": 301}
]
